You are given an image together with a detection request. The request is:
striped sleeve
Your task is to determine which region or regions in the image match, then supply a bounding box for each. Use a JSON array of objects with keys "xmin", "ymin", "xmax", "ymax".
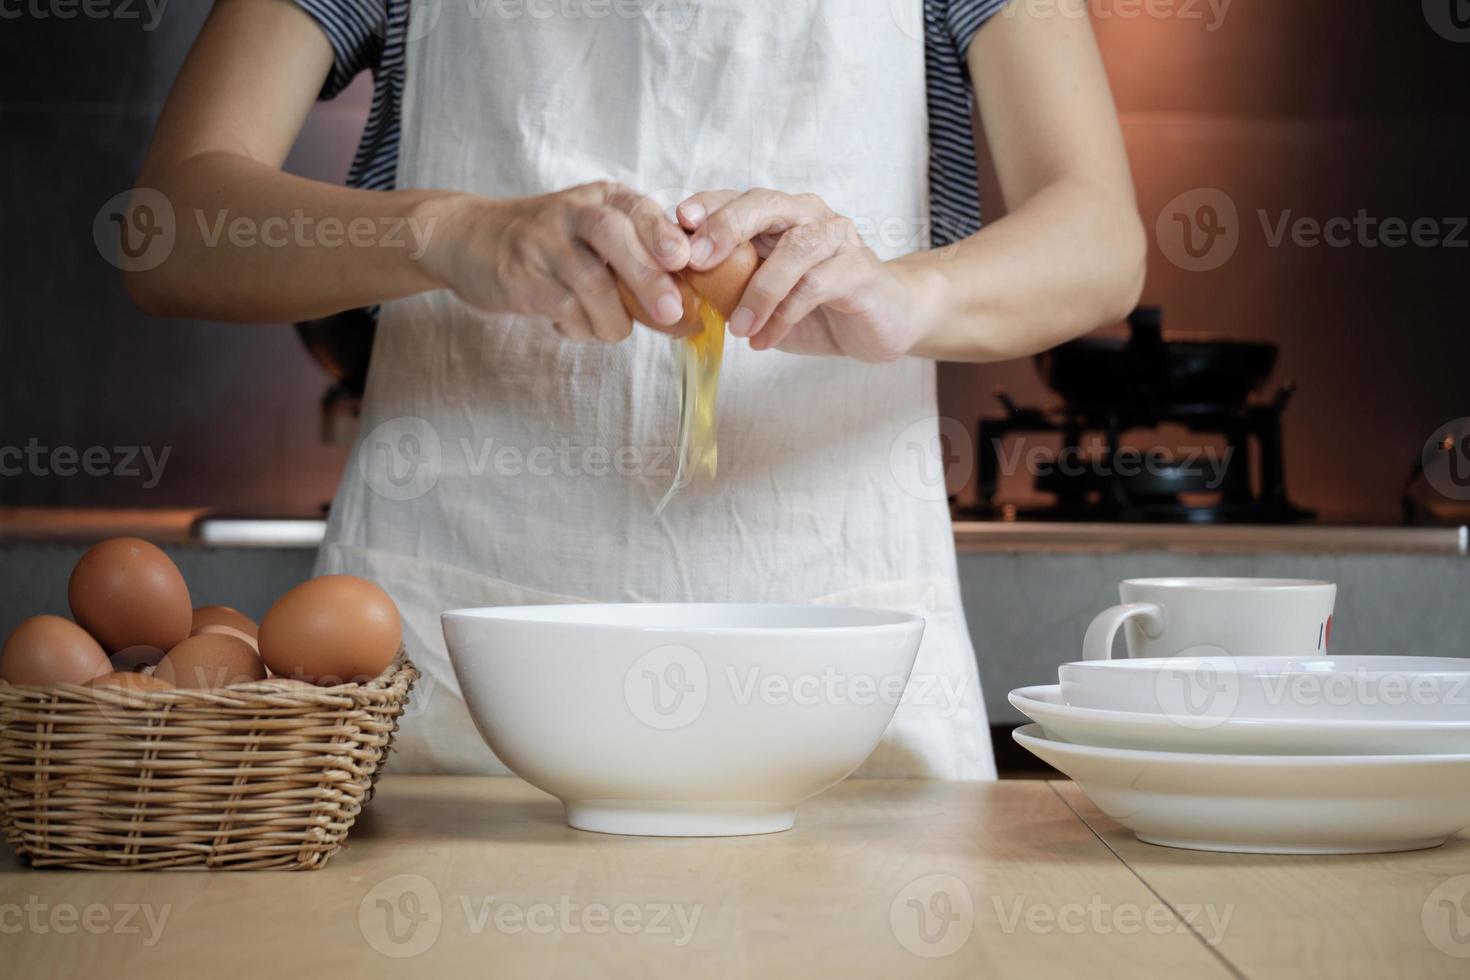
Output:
[
  {"xmin": 924, "ymin": 0, "xmax": 1014, "ymax": 246},
  {"xmin": 946, "ymin": 0, "xmax": 1014, "ymax": 62},
  {"xmin": 293, "ymin": 0, "xmax": 387, "ymax": 99}
]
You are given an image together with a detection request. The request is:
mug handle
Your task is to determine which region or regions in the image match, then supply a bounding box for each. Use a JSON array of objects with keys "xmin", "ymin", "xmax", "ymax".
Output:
[{"xmin": 1082, "ymin": 603, "xmax": 1166, "ymax": 661}]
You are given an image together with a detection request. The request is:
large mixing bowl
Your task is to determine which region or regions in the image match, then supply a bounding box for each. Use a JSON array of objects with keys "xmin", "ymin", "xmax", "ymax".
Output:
[{"xmin": 442, "ymin": 603, "xmax": 924, "ymax": 836}]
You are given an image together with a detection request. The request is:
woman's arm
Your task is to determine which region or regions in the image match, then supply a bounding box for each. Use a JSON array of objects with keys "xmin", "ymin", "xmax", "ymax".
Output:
[
  {"xmin": 126, "ymin": 0, "xmax": 692, "ymax": 338},
  {"xmin": 676, "ymin": 0, "xmax": 1144, "ymax": 363},
  {"xmin": 906, "ymin": 0, "xmax": 1145, "ymax": 361},
  {"xmin": 125, "ymin": 0, "xmax": 441, "ymax": 321}
]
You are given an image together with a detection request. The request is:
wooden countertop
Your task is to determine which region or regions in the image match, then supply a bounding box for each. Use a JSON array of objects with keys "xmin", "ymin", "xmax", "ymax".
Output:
[{"xmin": 4, "ymin": 777, "xmax": 1467, "ymax": 978}]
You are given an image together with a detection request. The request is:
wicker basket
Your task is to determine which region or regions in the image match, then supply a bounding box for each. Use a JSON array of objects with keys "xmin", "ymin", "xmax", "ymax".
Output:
[{"xmin": 0, "ymin": 655, "xmax": 417, "ymax": 871}]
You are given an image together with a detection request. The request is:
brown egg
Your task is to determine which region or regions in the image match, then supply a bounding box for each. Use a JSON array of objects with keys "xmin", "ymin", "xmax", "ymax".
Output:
[
  {"xmin": 111, "ymin": 644, "xmax": 166, "ymax": 673},
  {"xmin": 616, "ymin": 275, "xmax": 701, "ymax": 336},
  {"xmin": 191, "ymin": 605, "xmax": 259, "ymax": 639},
  {"xmin": 68, "ymin": 537, "xmax": 192, "ymax": 653},
  {"xmin": 154, "ymin": 633, "xmax": 266, "ymax": 689},
  {"xmin": 1, "ymin": 615, "xmax": 112, "ymax": 686},
  {"xmin": 258, "ymin": 575, "xmax": 402, "ymax": 685},
  {"xmin": 88, "ymin": 671, "xmax": 174, "ymax": 692},
  {"xmin": 684, "ymin": 241, "xmax": 760, "ymax": 318}
]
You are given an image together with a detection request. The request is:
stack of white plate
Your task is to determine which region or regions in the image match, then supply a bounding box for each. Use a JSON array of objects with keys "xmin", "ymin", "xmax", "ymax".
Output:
[{"xmin": 1010, "ymin": 656, "xmax": 1470, "ymax": 854}]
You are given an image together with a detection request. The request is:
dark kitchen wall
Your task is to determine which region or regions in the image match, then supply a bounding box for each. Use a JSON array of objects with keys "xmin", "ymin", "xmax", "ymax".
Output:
[
  {"xmin": 942, "ymin": 1, "xmax": 1470, "ymax": 521},
  {"xmin": 2, "ymin": 2, "xmax": 1467, "ymax": 521},
  {"xmin": 0, "ymin": 5, "xmax": 366, "ymax": 514}
]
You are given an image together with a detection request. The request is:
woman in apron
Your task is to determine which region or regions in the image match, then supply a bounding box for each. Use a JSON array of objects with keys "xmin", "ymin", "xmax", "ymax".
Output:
[{"xmin": 127, "ymin": 0, "xmax": 1143, "ymax": 779}]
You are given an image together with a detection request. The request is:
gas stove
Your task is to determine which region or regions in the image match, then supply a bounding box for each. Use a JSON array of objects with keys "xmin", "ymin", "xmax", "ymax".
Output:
[{"xmin": 960, "ymin": 308, "xmax": 1314, "ymax": 524}]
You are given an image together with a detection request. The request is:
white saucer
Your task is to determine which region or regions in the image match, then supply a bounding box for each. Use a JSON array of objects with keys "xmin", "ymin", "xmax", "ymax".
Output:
[
  {"xmin": 1058, "ymin": 655, "xmax": 1470, "ymax": 722},
  {"xmin": 1010, "ymin": 685, "xmax": 1470, "ymax": 755},
  {"xmin": 1013, "ymin": 723, "xmax": 1470, "ymax": 854}
]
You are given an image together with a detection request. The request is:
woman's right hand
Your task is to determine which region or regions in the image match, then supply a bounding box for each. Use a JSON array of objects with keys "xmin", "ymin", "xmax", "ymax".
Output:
[{"xmin": 419, "ymin": 181, "xmax": 695, "ymax": 343}]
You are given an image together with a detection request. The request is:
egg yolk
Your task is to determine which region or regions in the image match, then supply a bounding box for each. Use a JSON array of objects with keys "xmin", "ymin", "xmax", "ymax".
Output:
[{"xmin": 683, "ymin": 297, "xmax": 728, "ymax": 480}]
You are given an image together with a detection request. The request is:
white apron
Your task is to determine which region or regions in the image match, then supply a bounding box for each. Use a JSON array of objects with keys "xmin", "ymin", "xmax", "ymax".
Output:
[{"xmin": 316, "ymin": 0, "xmax": 996, "ymax": 779}]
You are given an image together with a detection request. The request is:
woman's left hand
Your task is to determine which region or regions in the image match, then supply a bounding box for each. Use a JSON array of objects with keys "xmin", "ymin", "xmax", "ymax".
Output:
[{"xmin": 677, "ymin": 189, "xmax": 938, "ymax": 363}]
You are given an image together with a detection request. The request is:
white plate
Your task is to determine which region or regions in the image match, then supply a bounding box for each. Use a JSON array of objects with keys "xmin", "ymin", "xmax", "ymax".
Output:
[
  {"xmin": 1013, "ymin": 723, "xmax": 1470, "ymax": 853},
  {"xmin": 1010, "ymin": 685, "xmax": 1470, "ymax": 755},
  {"xmin": 1059, "ymin": 655, "xmax": 1470, "ymax": 722},
  {"xmin": 442, "ymin": 603, "xmax": 923, "ymax": 837}
]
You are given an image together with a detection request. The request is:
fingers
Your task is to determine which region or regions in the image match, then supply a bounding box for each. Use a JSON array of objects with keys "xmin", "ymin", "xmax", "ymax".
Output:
[
  {"xmin": 754, "ymin": 252, "xmax": 869, "ymax": 352},
  {"xmin": 686, "ymin": 189, "xmax": 832, "ymax": 271},
  {"xmin": 555, "ymin": 242, "xmax": 632, "ymax": 343},
  {"xmin": 676, "ymin": 190, "xmax": 739, "ymax": 231},
  {"xmin": 728, "ymin": 221, "xmax": 843, "ymax": 339},
  {"xmin": 571, "ymin": 200, "xmax": 687, "ymax": 329},
  {"xmin": 600, "ymin": 183, "xmax": 692, "ymax": 272}
]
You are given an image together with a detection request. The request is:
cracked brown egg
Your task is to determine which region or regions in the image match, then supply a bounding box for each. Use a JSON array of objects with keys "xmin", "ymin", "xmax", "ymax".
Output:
[
  {"xmin": 155, "ymin": 632, "xmax": 266, "ymax": 689},
  {"xmin": 191, "ymin": 604, "xmax": 260, "ymax": 650}
]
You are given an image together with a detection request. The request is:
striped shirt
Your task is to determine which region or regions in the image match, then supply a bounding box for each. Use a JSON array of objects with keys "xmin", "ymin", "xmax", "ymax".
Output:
[{"xmin": 296, "ymin": 0, "xmax": 1007, "ymax": 247}]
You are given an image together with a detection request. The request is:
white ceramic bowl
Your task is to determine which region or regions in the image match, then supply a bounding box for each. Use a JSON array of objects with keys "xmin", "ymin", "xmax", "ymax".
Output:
[
  {"xmin": 1010, "ymin": 685, "xmax": 1470, "ymax": 755},
  {"xmin": 1059, "ymin": 655, "xmax": 1470, "ymax": 723},
  {"xmin": 442, "ymin": 603, "xmax": 924, "ymax": 837},
  {"xmin": 1013, "ymin": 724, "xmax": 1470, "ymax": 854}
]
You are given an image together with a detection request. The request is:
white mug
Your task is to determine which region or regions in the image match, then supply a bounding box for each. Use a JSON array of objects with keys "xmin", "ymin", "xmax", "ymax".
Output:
[{"xmin": 1082, "ymin": 577, "xmax": 1337, "ymax": 661}]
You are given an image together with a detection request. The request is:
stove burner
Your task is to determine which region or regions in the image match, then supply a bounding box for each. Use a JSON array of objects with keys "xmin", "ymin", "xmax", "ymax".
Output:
[{"xmin": 966, "ymin": 384, "xmax": 1313, "ymax": 524}]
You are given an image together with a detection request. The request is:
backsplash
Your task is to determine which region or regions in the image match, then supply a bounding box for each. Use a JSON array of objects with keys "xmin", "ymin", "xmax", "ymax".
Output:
[{"xmin": 2, "ymin": 3, "xmax": 1466, "ymax": 521}]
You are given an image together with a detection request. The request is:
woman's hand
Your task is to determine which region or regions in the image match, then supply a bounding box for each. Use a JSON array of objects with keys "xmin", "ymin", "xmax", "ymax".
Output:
[
  {"xmin": 422, "ymin": 181, "xmax": 694, "ymax": 343},
  {"xmin": 676, "ymin": 189, "xmax": 938, "ymax": 362}
]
